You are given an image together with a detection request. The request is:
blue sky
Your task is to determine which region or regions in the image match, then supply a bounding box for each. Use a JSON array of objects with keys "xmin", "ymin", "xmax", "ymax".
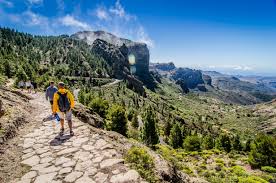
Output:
[{"xmin": 1, "ymin": 0, "xmax": 276, "ymax": 76}]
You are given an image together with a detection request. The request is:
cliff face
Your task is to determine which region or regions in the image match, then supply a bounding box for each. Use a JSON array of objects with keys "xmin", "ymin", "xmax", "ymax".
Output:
[
  {"xmin": 71, "ymin": 31, "xmax": 150, "ymax": 79},
  {"xmin": 91, "ymin": 39, "xmax": 146, "ymax": 96},
  {"xmin": 91, "ymin": 39, "xmax": 130, "ymax": 79}
]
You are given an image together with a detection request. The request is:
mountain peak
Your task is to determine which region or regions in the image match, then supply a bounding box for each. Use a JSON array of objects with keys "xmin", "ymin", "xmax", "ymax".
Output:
[{"xmin": 71, "ymin": 30, "xmax": 146, "ymax": 47}]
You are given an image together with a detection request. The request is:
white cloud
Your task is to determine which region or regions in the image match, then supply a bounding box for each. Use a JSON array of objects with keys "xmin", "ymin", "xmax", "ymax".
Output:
[
  {"xmin": 28, "ymin": 0, "xmax": 43, "ymax": 5},
  {"xmin": 0, "ymin": 0, "xmax": 13, "ymax": 7},
  {"xmin": 59, "ymin": 15, "xmax": 92, "ymax": 30},
  {"xmin": 23, "ymin": 11, "xmax": 49, "ymax": 26},
  {"xmin": 208, "ymin": 65, "xmax": 254, "ymax": 71},
  {"xmin": 109, "ymin": 0, "xmax": 134, "ymax": 20},
  {"xmin": 93, "ymin": 0, "xmax": 154, "ymax": 47},
  {"xmin": 95, "ymin": 6, "xmax": 109, "ymax": 20}
]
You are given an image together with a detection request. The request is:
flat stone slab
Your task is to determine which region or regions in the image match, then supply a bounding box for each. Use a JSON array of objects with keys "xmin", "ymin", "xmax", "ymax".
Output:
[
  {"xmin": 21, "ymin": 171, "xmax": 37, "ymax": 180},
  {"xmin": 64, "ymin": 171, "xmax": 83, "ymax": 182},
  {"xmin": 75, "ymin": 176, "xmax": 96, "ymax": 183},
  {"xmin": 110, "ymin": 170, "xmax": 140, "ymax": 183},
  {"xmin": 34, "ymin": 172, "xmax": 57, "ymax": 183},
  {"xmin": 56, "ymin": 148, "xmax": 78, "ymax": 156},
  {"xmin": 21, "ymin": 155, "xmax": 40, "ymax": 167},
  {"xmin": 100, "ymin": 159, "xmax": 124, "ymax": 169}
]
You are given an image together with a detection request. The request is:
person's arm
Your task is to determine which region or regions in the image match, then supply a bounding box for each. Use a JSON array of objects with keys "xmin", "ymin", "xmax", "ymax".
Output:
[
  {"xmin": 68, "ymin": 91, "xmax": 75, "ymax": 109},
  {"xmin": 45, "ymin": 88, "xmax": 49, "ymax": 100},
  {"xmin": 52, "ymin": 93, "xmax": 58, "ymax": 114}
]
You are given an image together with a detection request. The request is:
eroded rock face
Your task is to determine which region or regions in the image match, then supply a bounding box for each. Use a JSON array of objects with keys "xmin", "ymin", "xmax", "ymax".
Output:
[
  {"xmin": 91, "ymin": 39, "xmax": 146, "ymax": 95},
  {"xmin": 72, "ymin": 31, "xmax": 150, "ymax": 79},
  {"xmin": 172, "ymin": 68, "xmax": 205, "ymax": 89},
  {"xmin": 91, "ymin": 39, "xmax": 130, "ymax": 79}
]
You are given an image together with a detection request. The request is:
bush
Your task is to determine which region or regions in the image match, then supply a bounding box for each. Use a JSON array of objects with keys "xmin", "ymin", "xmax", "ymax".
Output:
[
  {"xmin": 131, "ymin": 112, "xmax": 139, "ymax": 128},
  {"xmin": 125, "ymin": 146, "xmax": 157, "ymax": 183},
  {"xmin": 88, "ymin": 97, "xmax": 109, "ymax": 117},
  {"xmin": 232, "ymin": 135, "xmax": 243, "ymax": 151},
  {"xmin": 238, "ymin": 176, "xmax": 267, "ymax": 183},
  {"xmin": 183, "ymin": 135, "xmax": 201, "ymax": 151},
  {"xmin": 230, "ymin": 166, "xmax": 248, "ymax": 177},
  {"xmin": 202, "ymin": 135, "xmax": 215, "ymax": 150},
  {"xmin": 106, "ymin": 104, "xmax": 127, "ymax": 136},
  {"xmin": 127, "ymin": 108, "xmax": 135, "ymax": 121},
  {"xmin": 249, "ymin": 134, "xmax": 276, "ymax": 168},
  {"xmin": 261, "ymin": 166, "xmax": 276, "ymax": 173},
  {"xmin": 215, "ymin": 133, "xmax": 232, "ymax": 153}
]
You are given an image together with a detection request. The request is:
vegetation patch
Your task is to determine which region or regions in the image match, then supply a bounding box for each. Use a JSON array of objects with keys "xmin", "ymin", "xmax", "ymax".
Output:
[{"xmin": 125, "ymin": 146, "xmax": 157, "ymax": 183}]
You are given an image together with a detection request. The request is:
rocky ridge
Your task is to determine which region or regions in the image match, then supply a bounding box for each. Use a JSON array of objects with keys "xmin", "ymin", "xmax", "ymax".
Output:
[{"xmin": 72, "ymin": 31, "xmax": 150, "ymax": 80}]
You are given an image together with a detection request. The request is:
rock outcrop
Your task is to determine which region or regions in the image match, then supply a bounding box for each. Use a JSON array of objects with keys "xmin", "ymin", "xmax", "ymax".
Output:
[
  {"xmin": 150, "ymin": 62, "xmax": 176, "ymax": 71},
  {"xmin": 172, "ymin": 68, "xmax": 205, "ymax": 89},
  {"xmin": 72, "ymin": 31, "xmax": 150, "ymax": 80},
  {"xmin": 91, "ymin": 39, "xmax": 146, "ymax": 96},
  {"xmin": 0, "ymin": 87, "xmax": 32, "ymax": 144},
  {"xmin": 91, "ymin": 39, "xmax": 130, "ymax": 79}
]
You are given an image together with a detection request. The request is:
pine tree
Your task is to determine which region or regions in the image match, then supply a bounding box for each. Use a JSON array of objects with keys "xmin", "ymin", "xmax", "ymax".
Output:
[
  {"xmin": 164, "ymin": 119, "xmax": 172, "ymax": 137},
  {"xmin": 141, "ymin": 106, "xmax": 159, "ymax": 146},
  {"xmin": 131, "ymin": 112, "xmax": 139, "ymax": 128},
  {"xmin": 169, "ymin": 122, "xmax": 183, "ymax": 148},
  {"xmin": 232, "ymin": 135, "xmax": 243, "ymax": 151},
  {"xmin": 249, "ymin": 134, "xmax": 276, "ymax": 168}
]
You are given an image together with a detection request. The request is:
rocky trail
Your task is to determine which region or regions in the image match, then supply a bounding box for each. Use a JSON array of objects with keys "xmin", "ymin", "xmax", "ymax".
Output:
[{"xmin": 4, "ymin": 93, "xmax": 145, "ymax": 183}]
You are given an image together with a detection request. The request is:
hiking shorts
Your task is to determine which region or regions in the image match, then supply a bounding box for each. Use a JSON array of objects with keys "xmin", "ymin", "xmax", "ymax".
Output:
[{"xmin": 57, "ymin": 110, "xmax": 72, "ymax": 121}]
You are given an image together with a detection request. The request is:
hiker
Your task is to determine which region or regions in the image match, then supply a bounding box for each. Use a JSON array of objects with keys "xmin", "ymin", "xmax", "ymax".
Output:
[
  {"xmin": 45, "ymin": 81, "xmax": 58, "ymax": 111},
  {"xmin": 18, "ymin": 80, "xmax": 25, "ymax": 91},
  {"xmin": 52, "ymin": 82, "xmax": 75, "ymax": 136},
  {"xmin": 31, "ymin": 80, "xmax": 38, "ymax": 93},
  {"xmin": 26, "ymin": 80, "xmax": 32, "ymax": 93}
]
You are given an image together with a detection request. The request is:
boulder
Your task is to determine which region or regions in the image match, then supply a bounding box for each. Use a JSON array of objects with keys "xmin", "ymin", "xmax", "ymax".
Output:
[{"xmin": 71, "ymin": 103, "xmax": 104, "ymax": 128}]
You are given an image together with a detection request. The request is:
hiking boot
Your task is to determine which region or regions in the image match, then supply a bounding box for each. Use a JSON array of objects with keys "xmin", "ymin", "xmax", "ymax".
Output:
[
  {"xmin": 70, "ymin": 130, "xmax": 74, "ymax": 136},
  {"xmin": 59, "ymin": 128, "xmax": 64, "ymax": 136}
]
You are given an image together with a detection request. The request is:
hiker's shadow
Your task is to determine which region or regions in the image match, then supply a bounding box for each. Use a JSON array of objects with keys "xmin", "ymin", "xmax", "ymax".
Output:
[
  {"xmin": 49, "ymin": 135, "xmax": 72, "ymax": 146},
  {"xmin": 43, "ymin": 115, "xmax": 54, "ymax": 122}
]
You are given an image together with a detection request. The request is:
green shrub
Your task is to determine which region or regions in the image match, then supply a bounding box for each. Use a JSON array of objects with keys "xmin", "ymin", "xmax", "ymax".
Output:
[
  {"xmin": 261, "ymin": 166, "xmax": 276, "ymax": 173},
  {"xmin": 215, "ymin": 158, "xmax": 224, "ymax": 165},
  {"xmin": 238, "ymin": 175, "xmax": 268, "ymax": 183},
  {"xmin": 232, "ymin": 134, "xmax": 243, "ymax": 151},
  {"xmin": 202, "ymin": 135, "xmax": 215, "ymax": 150},
  {"xmin": 106, "ymin": 104, "xmax": 127, "ymax": 136},
  {"xmin": 88, "ymin": 97, "xmax": 109, "ymax": 117},
  {"xmin": 230, "ymin": 166, "xmax": 248, "ymax": 177},
  {"xmin": 131, "ymin": 112, "xmax": 139, "ymax": 128},
  {"xmin": 215, "ymin": 133, "xmax": 232, "ymax": 153},
  {"xmin": 125, "ymin": 146, "xmax": 157, "ymax": 183},
  {"xmin": 183, "ymin": 135, "xmax": 201, "ymax": 151},
  {"xmin": 249, "ymin": 134, "xmax": 276, "ymax": 168},
  {"xmin": 127, "ymin": 108, "xmax": 135, "ymax": 121},
  {"xmin": 127, "ymin": 128, "xmax": 140, "ymax": 140}
]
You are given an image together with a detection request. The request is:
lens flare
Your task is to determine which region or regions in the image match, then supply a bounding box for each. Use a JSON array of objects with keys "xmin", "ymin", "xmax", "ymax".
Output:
[{"xmin": 128, "ymin": 54, "xmax": 136, "ymax": 65}]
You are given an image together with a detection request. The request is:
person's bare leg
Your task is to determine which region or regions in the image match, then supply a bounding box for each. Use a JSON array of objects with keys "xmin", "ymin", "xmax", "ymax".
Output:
[
  {"xmin": 68, "ymin": 120, "xmax": 72, "ymax": 131},
  {"xmin": 60, "ymin": 119, "xmax": 65, "ymax": 136}
]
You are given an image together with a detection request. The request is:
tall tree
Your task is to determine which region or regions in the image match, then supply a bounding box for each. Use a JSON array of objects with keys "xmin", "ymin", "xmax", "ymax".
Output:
[
  {"xmin": 141, "ymin": 106, "xmax": 159, "ymax": 146},
  {"xmin": 169, "ymin": 122, "xmax": 183, "ymax": 148}
]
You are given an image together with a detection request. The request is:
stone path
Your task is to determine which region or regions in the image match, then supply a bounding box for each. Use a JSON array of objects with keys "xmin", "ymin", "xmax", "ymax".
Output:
[{"xmin": 14, "ymin": 94, "xmax": 145, "ymax": 183}]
